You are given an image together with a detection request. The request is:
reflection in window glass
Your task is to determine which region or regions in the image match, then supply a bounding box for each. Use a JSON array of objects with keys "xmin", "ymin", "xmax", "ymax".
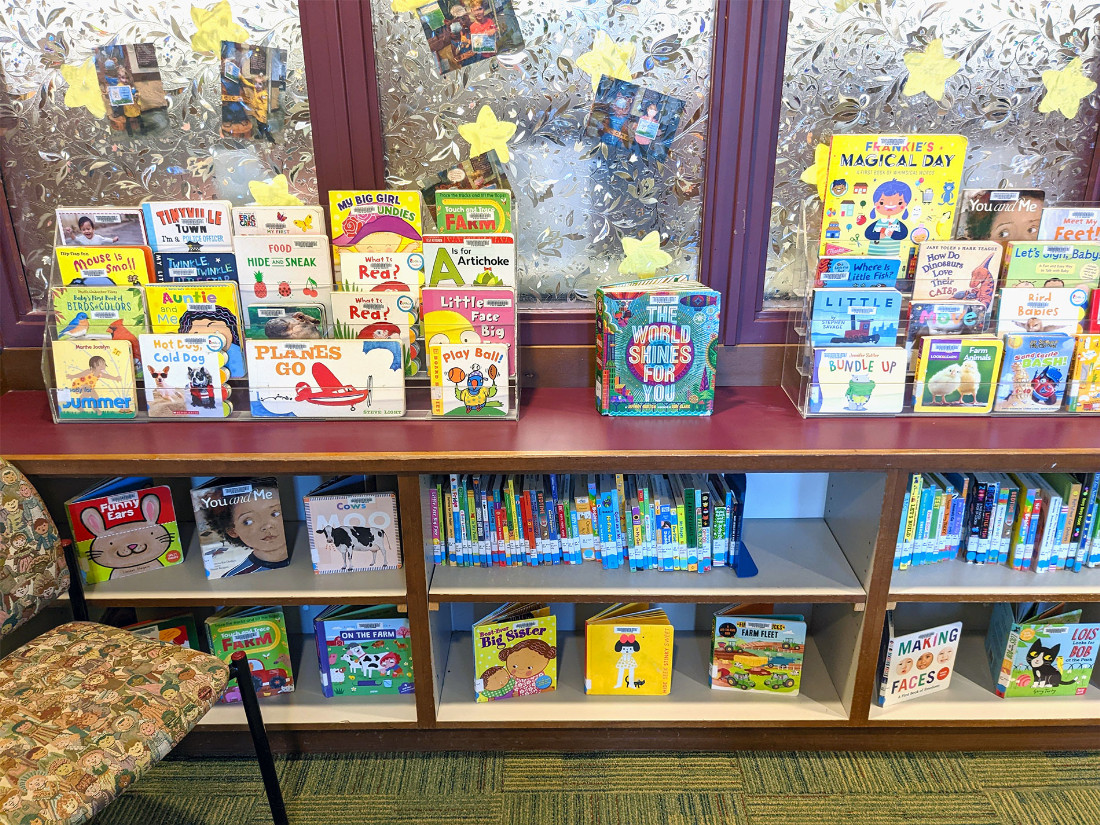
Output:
[
  {"xmin": 766, "ymin": 0, "xmax": 1100, "ymax": 310},
  {"xmin": 370, "ymin": 0, "xmax": 714, "ymax": 304},
  {"xmin": 0, "ymin": 0, "xmax": 316, "ymax": 310}
]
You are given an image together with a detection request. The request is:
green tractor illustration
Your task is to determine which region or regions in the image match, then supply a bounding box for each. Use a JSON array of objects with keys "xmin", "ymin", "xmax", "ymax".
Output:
[{"xmin": 764, "ymin": 672, "xmax": 796, "ymax": 690}]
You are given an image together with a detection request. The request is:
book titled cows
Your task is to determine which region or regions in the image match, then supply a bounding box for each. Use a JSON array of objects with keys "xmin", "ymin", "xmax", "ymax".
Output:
[{"xmin": 303, "ymin": 476, "xmax": 402, "ymax": 574}]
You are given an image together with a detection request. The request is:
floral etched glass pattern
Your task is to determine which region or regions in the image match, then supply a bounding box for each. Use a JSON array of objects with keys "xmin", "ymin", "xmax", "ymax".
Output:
[
  {"xmin": 370, "ymin": 0, "xmax": 715, "ymax": 304},
  {"xmin": 0, "ymin": 0, "xmax": 317, "ymax": 310},
  {"xmin": 766, "ymin": 0, "xmax": 1100, "ymax": 309}
]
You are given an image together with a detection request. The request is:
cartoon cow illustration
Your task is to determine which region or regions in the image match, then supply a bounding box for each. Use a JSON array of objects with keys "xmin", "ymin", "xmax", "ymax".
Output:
[
  {"xmin": 341, "ymin": 645, "xmax": 399, "ymax": 679},
  {"xmin": 315, "ymin": 524, "xmax": 390, "ymax": 571}
]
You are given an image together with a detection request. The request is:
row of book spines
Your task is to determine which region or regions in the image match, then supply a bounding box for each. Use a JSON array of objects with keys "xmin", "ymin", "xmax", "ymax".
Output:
[
  {"xmin": 895, "ymin": 471, "xmax": 1100, "ymax": 571},
  {"xmin": 427, "ymin": 473, "xmax": 745, "ymax": 571}
]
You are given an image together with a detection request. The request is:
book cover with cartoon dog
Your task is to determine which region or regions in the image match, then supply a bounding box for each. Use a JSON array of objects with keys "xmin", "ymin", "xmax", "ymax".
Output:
[
  {"xmin": 585, "ymin": 603, "xmax": 674, "ymax": 695},
  {"xmin": 64, "ymin": 478, "xmax": 183, "ymax": 583},
  {"xmin": 144, "ymin": 282, "xmax": 246, "ymax": 377},
  {"xmin": 314, "ymin": 605, "xmax": 413, "ymax": 697},
  {"xmin": 473, "ymin": 603, "xmax": 557, "ymax": 702},
  {"xmin": 138, "ymin": 333, "xmax": 231, "ymax": 418},
  {"xmin": 303, "ymin": 476, "xmax": 402, "ymax": 573}
]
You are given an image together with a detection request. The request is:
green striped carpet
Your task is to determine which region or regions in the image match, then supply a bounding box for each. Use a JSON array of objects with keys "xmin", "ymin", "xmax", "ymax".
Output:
[{"xmin": 90, "ymin": 750, "xmax": 1100, "ymax": 824}]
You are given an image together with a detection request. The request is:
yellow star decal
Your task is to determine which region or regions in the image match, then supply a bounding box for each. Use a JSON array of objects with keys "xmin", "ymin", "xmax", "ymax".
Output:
[
  {"xmin": 902, "ymin": 39, "xmax": 960, "ymax": 101},
  {"xmin": 834, "ymin": 0, "xmax": 861, "ymax": 10},
  {"xmin": 391, "ymin": 0, "xmax": 427, "ymax": 10},
  {"xmin": 60, "ymin": 59, "xmax": 106, "ymax": 119},
  {"xmin": 457, "ymin": 105, "xmax": 518, "ymax": 164},
  {"xmin": 799, "ymin": 142, "xmax": 831, "ymax": 200},
  {"xmin": 576, "ymin": 31, "xmax": 634, "ymax": 94},
  {"xmin": 248, "ymin": 174, "xmax": 304, "ymax": 206},
  {"xmin": 618, "ymin": 231, "xmax": 672, "ymax": 277},
  {"xmin": 1039, "ymin": 58, "xmax": 1098, "ymax": 119},
  {"xmin": 190, "ymin": 0, "xmax": 248, "ymax": 54}
]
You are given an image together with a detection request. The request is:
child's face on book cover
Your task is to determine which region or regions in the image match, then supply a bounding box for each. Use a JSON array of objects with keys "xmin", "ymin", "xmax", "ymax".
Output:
[{"xmin": 227, "ymin": 499, "xmax": 286, "ymax": 560}]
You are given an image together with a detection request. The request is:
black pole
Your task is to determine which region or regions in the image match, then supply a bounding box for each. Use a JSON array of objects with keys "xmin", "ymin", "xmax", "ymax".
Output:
[
  {"xmin": 230, "ymin": 651, "xmax": 289, "ymax": 825},
  {"xmin": 60, "ymin": 540, "xmax": 89, "ymax": 623}
]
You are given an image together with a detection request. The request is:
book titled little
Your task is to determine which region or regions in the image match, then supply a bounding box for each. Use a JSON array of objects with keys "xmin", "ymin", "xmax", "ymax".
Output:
[
  {"xmin": 809, "ymin": 288, "xmax": 902, "ymax": 347},
  {"xmin": 422, "ymin": 286, "xmax": 516, "ymax": 373}
]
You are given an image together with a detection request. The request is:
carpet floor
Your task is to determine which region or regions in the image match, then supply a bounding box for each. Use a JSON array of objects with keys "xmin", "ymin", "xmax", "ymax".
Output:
[{"xmin": 89, "ymin": 750, "xmax": 1100, "ymax": 825}]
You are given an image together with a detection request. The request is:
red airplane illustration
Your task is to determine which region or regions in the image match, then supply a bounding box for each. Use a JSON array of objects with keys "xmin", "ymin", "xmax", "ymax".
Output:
[{"xmin": 295, "ymin": 362, "xmax": 371, "ymax": 408}]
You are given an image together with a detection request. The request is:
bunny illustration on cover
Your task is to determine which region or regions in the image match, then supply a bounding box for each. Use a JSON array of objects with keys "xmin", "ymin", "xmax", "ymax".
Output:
[{"xmin": 79, "ymin": 494, "xmax": 173, "ymax": 579}]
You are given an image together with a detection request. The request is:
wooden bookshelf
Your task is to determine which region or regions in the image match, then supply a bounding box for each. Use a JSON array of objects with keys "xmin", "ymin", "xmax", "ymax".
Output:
[{"xmin": 889, "ymin": 558, "xmax": 1100, "ymax": 603}]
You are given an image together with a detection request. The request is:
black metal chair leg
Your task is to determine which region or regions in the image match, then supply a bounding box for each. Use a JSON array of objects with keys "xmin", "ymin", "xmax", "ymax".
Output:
[
  {"xmin": 231, "ymin": 651, "xmax": 289, "ymax": 825},
  {"xmin": 61, "ymin": 540, "xmax": 90, "ymax": 623}
]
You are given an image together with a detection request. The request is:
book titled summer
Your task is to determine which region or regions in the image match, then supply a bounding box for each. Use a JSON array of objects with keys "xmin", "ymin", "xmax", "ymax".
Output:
[{"xmin": 51, "ymin": 339, "xmax": 137, "ymax": 419}]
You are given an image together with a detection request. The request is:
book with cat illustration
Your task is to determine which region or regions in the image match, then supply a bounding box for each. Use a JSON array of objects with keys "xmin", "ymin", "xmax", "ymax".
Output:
[
  {"xmin": 910, "ymin": 241, "xmax": 1002, "ymax": 312},
  {"xmin": 51, "ymin": 339, "xmax": 138, "ymax": 420},
  {"xmin": 876, "ymin": 614, "xmax": 961, "ymax": 706},
  {"xmin": 64, "ymin": 478, "xmax": 184, "ymax": 584},
  {"xmin": 473, "ymin": 603, "xmax": 557, "ymax": 702},
  {"xmin": 206, "ymin": 606, "xmax": 294, "ymax": 702},
  {"xmin": 124, "ymin": 614, "xmax": 201, "ymax": 649},
  {"xmin": 138, "ymin": 334, "xmax": 232, "ymax": 418},
  {"xmin": 984, "ymin": 602, "xmax": 1099, "ymax": 698},
  {"xmin": 585, "ymin": 603, "xmax": 674, "ymax": 695},
  {"xmin": 191, "ymin": 477, "xmax": 288, "ymax": 578},
  {"xmin": 710, "ymin": 606, "xmax": 805, "ymax": 695},
  {"xmin": 314, "ymin": 605, "xmax": 414, "ymax": 697},
  {"xmin": 303, "ymin": 476, "xmax": 402, "ymax": 573}
]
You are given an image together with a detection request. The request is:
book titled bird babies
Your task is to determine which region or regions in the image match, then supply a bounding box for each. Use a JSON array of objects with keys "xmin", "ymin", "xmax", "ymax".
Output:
[
  {"xmin": 585, "ymin": 604, "xmax": 674, "ymax": 696},
  {"xmin": 422, "ymin": 287, "xmax": 516, "ymax": 373},
  {"xmin": 429, "ymin": 342, "xmax": 509, "ymax": 417},
  {"xmin": 153, "ymin": 252, "xmax": 239, "ymax": 283},
  {"xmin": 303, "ymin": 476, "xmax": 402, "ymax": 573},
  {"xmin": 995, "ymin": 287, "xmax": 1089, "ymax": 337},
  {"xmin": 138, "ymin": 334, "xmax": 231, "ymax": 418},
  {"xmin": 1002, "ymin": 242, "xmax": 1100, "ymax": 291},
  {"xmin": 911, "ymin": 241, "xmax": 1003, "ymax": 312},
  {"xmin": 51, "ymin": 339, "xmax": 138, "ymax": 420},
  {"xmin": 473, "ymin": 603, "xmax": 557, "ymax": 702},
  {"xmin": 813, "ymin": 256, "xmax": 901, "ymax": 289},
  {"xmin": 809, "ymin": 288, "xmax": 902, "ymax": 347},
  {"xmin": 52, "ymin": 286, "xmax": 146, "ymax": 341},
  {"xmin": 710, "ymin": 609, "xmax": 806, "ymax": 694},
  {"xmin": 314, "ymin": 605, "xmax": 414, "ymax": 697},
  {"xmin": 1068, "ymin": 334, "xmax": 1100, "ymax": 412},
  {"xmin": 993, "ymin": 333, "xmax": 1076, "ymax": 413},
  {"xmin": 64, "ymin": 477, "xmax": 183, "ymax": 583},
  {"xmin": 55, "ymin": 246, "xmax": 154, "ymax": 286},
  {"xmin": 877, "ymin": 619, "xmax": 961, "ymax": 706},
  {"xmin": 808, "ymin": 347, "xmax": 906, "ymax": 414},
  {"xmin": 235, "ymin": 234, "xmax": 333, "ymax": 314},
  {"xmin": 207, "ymin": 606, "xmax": 294, "ymax": 702},
  {"xmin": 247, "ymin": 339, "xmax": 406, "ymax": 418},
  {"xmin": 985, "ymin": 602, "xmax": 1100, "ymax": 698},
  {"xmin": 912, "ymin": 336, "xmax": 1004, "ymax": 413},
  {"xmin": 422, "ymin": 234, "xmax": 516, "ymax": 288},
  {"xmin": 329, "ymin": 190, "xmax": 423, "ymax": 265},
  {"xmin": 232, "ymin": 205, "xmax": 325, "ymax": 236},
  {"xmin": 141, "ymin": 200, "xmax": 234, "ymax": 253}
]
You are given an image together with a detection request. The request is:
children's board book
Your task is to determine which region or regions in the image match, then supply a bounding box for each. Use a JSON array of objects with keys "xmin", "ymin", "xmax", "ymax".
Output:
[
  {"xmin": 422, "ymin": 234, "xmax": 516, "ymax": 288},
  {"xmin": 314, "ymin": 605, "xmax": 414, "ymax": 697},
  {"xmin": 993, "ymin": 333, "xmax": 1076, "ymax": 413},
  {"xmin": 586, "ymin": 603, "xmax": 674, "ymax": 695},
  {"xmin": 877, "ymin": 615, "xmax": 961, "ymax": 706},
  {"xmin": 153, "ymin": 252, "xmax": 239, "ymax": 283},
  {"xmin": 328, "ymin": 190, "xmax": 422, "ymax": 264},
  {"xmin": 206, "ymin": 606, "xmax": 294, "ymax": 702},
  {"xmin": 125, "ymin": 614, "xmax": 200, "ymax": 649},
  {"xmin": 335, "ymin": 251, "xmax": 424, "ymax": 292},
  {"xmin": 422, "ymin": 287, "xmax": 516, "ymax": 373},
  {"xmin": 808, "ymin": 347, "xmax": 906, "ymax": 414},
  {"xmin": 429, "ymin": 342, "xmax": 509, "ymax": 417},
  {"xmin": 330, "ymin": 291, "xmax": 412, "ymax": 346},
  {"xmin": 818, "ymin": 134, "xmax": 968, "ymax": 262},
  {"xmin": 1038, "ymin": 206, "xmax": 1100, "ymax": 242},
  {"xmin": 594, "ymin": 280, "xmax": 721, "ymax": 416},
  {"xmin": 911, "ymin": 241, "xmax": 1002, "ymax": 312},
  {"xmin": 905, "ymin": 301, "xmax": 988, "ymax": 367},
  {"xmin": 985, "ymin": 602, "xmax": 1099, "ymax": 697},
  {"xmin": 55, "ymin": 246, "xmax": 153, "ymax": 286},
  {"xmin": 813, "ymin": 256, "xmax": 900, "ymax": 289},
  {"xmin": 710, "ymin": 607, "xmax": 806, "ymax": 695},
  {"xmin": 232, "ymin": 205, "xmax": 325, "ymax": 236},
  {"xmin": 953, "ymin": 189, "xmax": 1045, "ymax": 242},
  {"xmin": 51, "ymin": 340, "xmax": 137, "ymax": 420},
  {"xmin": 64, "ymin": 478, "xmax": 183, "ymax": 584},
  {"xmin": 51, "ymin": 286, "xmax": 146, "ymax": 340},
  {"xmin": 995, "ymin": 286, "xmax": 1089, "ymax": 336},
  {"xmin": 245, "ymin": 303, "xmax": 328, "ymax": 340},
  {"xmin": 234, "ymin": 234, "xmax": 333, "ymax": 312},
  {"xmin": 143, "ymin": 282, "xmax": 246, "ymax": 378},
  {"xmin": 1068, "ymin": 334, "xmax": 1100, "ymax": 412},
  {"xmin": 55, "ymin": 206, "xmax": 147, "ymax": 247},
  {"xmin": 912, "ymin": 336, "xmax": 1003, "ymax": 413},
  {"xmin": 139, "ymin": 334, "xmax": 232, "ymax": 418},
  {"xmin": 435, "ymin": 190, "xmax": 512, "ymax": 234},
  {"xmin": 304, "ymin": 476, "xmax": 402, "ymax": 573},
  {"xmin": 191, "ymin": 477, "xmax": 289, "ymax": 578},
  {"xmin": 141, "ymin": 200, "xmax": 234, "ymax": 252},
  {"xmin": 473, "ymin": 603, "xmax": 557, "ymax": 702},
  {"xmin": 809, "ymin": 288, "xmax": 902, "ymax": 347},
  {"xmin": 1002, "ymin": 242, "xmax": 1100, "ymax": 290},
  {"xmin": 247, "ymin": 339, "xmax": 406, "ymax": 418}
]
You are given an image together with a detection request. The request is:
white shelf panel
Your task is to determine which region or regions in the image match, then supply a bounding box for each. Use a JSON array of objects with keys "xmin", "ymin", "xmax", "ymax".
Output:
[
  {"xmin": 197, "ymin": 635, "xmax": 417, "ymax": 729},
  {"xmin": 428, "ymin": 519, "xmax": 865, "ymax": 602},
  {"xmin": 868, "ymin": 634, "xmax": 1100, "ymax": 723},
  {"xmin": 890, "ymin": 558, "xmax": 1100, "ymax": 601},
  {"xmin": 435, "ymin": 632, "xmax": 848, "ymax": 725},
  {"xmin": 79, "ymin": 522, "xmax": 406, "ymax": 605}
]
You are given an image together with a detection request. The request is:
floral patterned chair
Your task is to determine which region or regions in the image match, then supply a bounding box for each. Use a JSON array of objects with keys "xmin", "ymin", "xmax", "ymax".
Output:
[{"xmin": 0, "ymin": 459, "xmax": 288, "ymax": 825}]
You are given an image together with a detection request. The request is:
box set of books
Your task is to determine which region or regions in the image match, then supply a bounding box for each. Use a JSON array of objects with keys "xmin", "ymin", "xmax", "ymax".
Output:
[{"xmin": 782, "ymin": 133, "xmax": 1100, "ymax": 418}]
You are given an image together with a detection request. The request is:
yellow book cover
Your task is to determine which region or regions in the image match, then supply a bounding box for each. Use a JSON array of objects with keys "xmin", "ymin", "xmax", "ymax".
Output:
[
  {"xmin": 55, "ymin": 246, "xmax": 154, "ymax": 286},
  {"xmin": 51, "ymin": 339, "xmax": 137, "ymax": 419},
  {"xmin": 818, "ymin": 134, "xmax": 968, "ymax": 263},
  {"xmin": 1069, "ymin": 334, "xmax": 1100, "ymax": 412},
  {"xmin": 912, "ymin": 335, "xmax": 1003, "ymax": 413},
  {"xmin": 585, "ymin": 604, "xmax": 674, "ymax": 695},
  {"xmin": 473, "ymin": 603, "xmax": 557, "ymax": 702},
  {"xmin": 329, "ymin": 190, "xmax": 422, "ymax": 264},
  {"xmin": 143, "ymin": 283, "xmax": 246, "ymax": 378}
]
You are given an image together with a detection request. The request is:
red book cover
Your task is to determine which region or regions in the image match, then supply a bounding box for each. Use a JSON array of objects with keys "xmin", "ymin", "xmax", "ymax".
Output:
[{"xmin": 1089, "ymin": 288, "xmax": 1100, "ymax": 333}]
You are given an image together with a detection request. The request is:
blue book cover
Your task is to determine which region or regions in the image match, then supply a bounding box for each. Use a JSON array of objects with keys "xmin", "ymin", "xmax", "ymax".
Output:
[
  {"xmin": 814, "ymin": 256, "xmax": 900, "ymax": 288},
  {"xmin": 810, "ymin": 288, "xmax": 902, "ymax": 347},
  {"xmin": 154, "ymin": 252, "xmax": 239, "ymax": 283},
  {"xmin": 993, "ymin": 333, "xmax": 1076, "ymax": 413}
]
